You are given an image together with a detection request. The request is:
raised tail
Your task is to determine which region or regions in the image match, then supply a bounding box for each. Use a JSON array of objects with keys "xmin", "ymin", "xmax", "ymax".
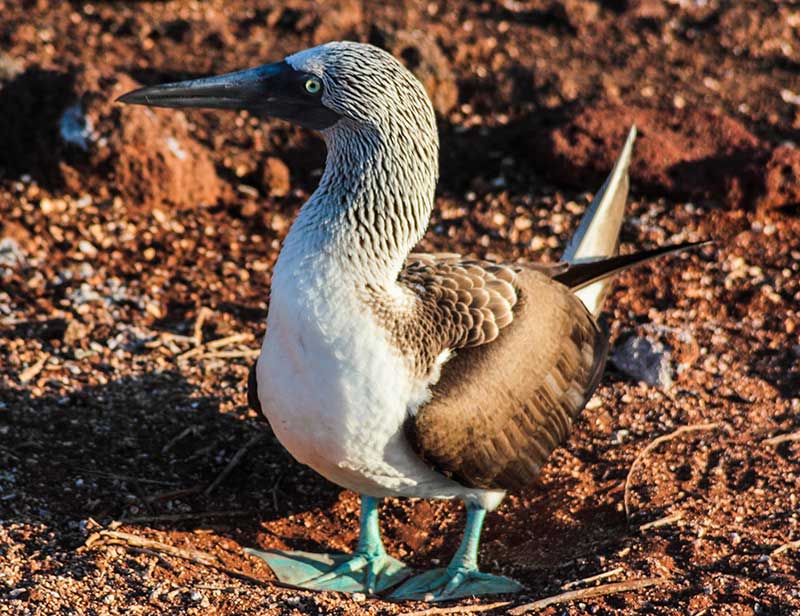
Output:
[
  {"xmin": 562, "ymin": 125, "xmax": 636, "ymax": 316},
  {"xmin": 555, "ymin": 240, "xmax": 711, "ymax": 292}
]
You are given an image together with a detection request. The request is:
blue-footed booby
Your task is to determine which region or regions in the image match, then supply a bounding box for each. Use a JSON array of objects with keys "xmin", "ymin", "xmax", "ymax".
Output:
[{"xmin": 119, "ymin": 41, "xmax": 705, "ymax": 602}]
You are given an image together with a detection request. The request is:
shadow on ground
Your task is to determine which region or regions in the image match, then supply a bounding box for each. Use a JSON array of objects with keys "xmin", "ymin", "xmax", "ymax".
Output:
[{"xmin": 0, "ymin": 371, "xmax": 340, "ymax": 537}]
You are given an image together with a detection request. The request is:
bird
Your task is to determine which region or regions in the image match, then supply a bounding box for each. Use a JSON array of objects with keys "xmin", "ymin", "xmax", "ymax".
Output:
[{"xmin": 119, "ymin": 41, "xmax": 706, "ymax": 602}]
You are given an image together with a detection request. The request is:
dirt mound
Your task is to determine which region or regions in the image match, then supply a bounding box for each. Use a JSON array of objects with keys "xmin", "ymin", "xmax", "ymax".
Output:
[
  {"xmin": 79, "ymin": 69, "xmax": 226, "ymax": 212},
  {"xmin": 534, "ymin": 105, "xmax": 769, "ymax": 209},
  {"xmin": 0, "ymin": 66, "xmax": 224, "ymax": 211},
  {"xmin": 761, "ymin": 144, "xmax": 800, "ymax": 214}
]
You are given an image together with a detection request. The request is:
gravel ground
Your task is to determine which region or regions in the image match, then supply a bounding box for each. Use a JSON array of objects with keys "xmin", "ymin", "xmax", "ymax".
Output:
[{"xmin": 1, "ymin": 1, "xmax": 799, "ymax": 615}]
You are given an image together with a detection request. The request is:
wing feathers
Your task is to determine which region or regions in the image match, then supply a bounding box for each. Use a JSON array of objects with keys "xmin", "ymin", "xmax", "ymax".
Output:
[{"xmin": 554, "ymin": 240, "xmax": 710, "ymax": 291}]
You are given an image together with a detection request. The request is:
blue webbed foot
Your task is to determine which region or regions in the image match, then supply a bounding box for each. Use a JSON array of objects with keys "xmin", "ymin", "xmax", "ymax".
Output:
[
  {"xmin": 246, "ymin": 494, "xmax": 411, "ymax": 594},
  {"xmin": 389, "ymin": 566, "xmax": 522, "ymax": 601},
  {"xmin": 246, "ymin": 547, "xmax": 411, "ymax": 594}
]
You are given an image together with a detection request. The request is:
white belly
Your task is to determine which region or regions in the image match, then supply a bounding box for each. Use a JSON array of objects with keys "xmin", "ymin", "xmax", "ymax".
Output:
[{"xmin": 256, "ymin": 248, "xmax": 501, "ymax": 507}]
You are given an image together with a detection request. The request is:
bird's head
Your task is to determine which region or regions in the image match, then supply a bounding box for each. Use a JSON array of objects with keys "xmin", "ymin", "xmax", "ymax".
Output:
[{"xmin": 118, "ymin": 41, "xmax": 436, "ymax": 139}]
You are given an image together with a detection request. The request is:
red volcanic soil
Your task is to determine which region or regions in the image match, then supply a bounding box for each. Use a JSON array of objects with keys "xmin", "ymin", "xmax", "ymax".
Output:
[{"xmin": 1, "ymin": 1, "xmax": 799, "ymax": 615}]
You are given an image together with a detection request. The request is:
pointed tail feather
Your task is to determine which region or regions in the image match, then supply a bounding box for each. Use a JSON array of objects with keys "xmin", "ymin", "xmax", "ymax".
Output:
[
  {"xmin": 562, "ymin": 125, "xmax": 636, "ymax": 316},
  {"xmin": 555, "ymin": 240, "xmax": 711, "ymax": 292}
]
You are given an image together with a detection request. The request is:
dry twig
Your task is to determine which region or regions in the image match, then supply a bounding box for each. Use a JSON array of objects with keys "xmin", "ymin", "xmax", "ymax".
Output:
[
  {"xmin": 402, "ymin": 600, "xmax": 511, "ymax": 616},
  {"xmin": 561, "ymin": 566, "xmax": 624, "ymax": 590},
  {"xmin": 84, "ymin": 528, "xmax": 311, "ymax": 592},
  {"xmin": 162, "ymin": 425, "xmax": 200, "ymax": 454},
  {"xmin": 193, "ymin": 307, "xmax": 212, "ymax": 346},
  {"xmin": 207, "ymin": 333, "xmax": 253, "ymax": 349},
  {"xmin": 762, "ymin": 432, "xmax": 800, "ymax": 446},
  {"xmin": 639, "ymin": 511, "xmax": 684, "ymax": 532},
  {"xmin": 122, "ymin": 510, "xmax": 254, "ymax": 524},
  {"xmin": 507, "ymin": 577, "xmax": 668, "ymax": 614},
  {"xmin": 78, "ymin": 469, "xmax": 180, "ymax": 486},
  {"xmin": 85, "ymin": 529, "xmax": 218, "ymax": 566},
  {"xmin": 19, "ymin": 353, "xmax": 49, "ymax": 383},
  {"xmin": 197, "ymin": 349, "xmax": 260, "ymax": 360},
  {"xmin": 624, "ymin": 422, "xmax": 721, "ymax": 520},
  {"xmin": 205, "ymin": 432, "xmax": 267, "ymax": 497},
  {"xmin": 771, "ymin": 539, "xmax": 800, "ymax": 557}
]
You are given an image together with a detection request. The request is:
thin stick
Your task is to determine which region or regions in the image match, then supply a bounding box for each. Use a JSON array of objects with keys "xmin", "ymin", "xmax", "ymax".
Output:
[
  {"xmin": 124, "ymin": 546, "xmax": 176, "ymax": 570},
  {"xmin": 77, "ymin": 469, "xmax": 180, "ymax": 486},
  {"xmin": 162, "ymin": 425, "xmax": 200, "ymax": 454},
  {"xmin": 639, "ymin": 511, "xmax": 684, "ymax": 532},
  {"xmin": 508, "ymin": 577, "xmax": 667, "ymax": 614},
  {"xmin": 206, "ymin": 333, "xmax": 253, "ymax": 350},
  {"xmin": 204, "ymin": 433, "xmax": 267, "ymax": 497},
  {"xmin": 86, "ymin": 529, "xmax": 218, "ymax": 566},
  {"xmin": 143, "ymin": 486, "xmax": 204, "ymax": 503},
  {"xmin": 20, "ymin": 354, "xmax": 49, "ymax": 383},
  {"xmin": 194, "ymin": 307, "xmax": 212, "ymax": 346},
  {"xmin": 771, "ymin": 539, "xmax": 800, "ymax": 557},
  {"xmin": 198, "ymin": 349, "xmax": 260, "ymax": 360},
  {"xmin": 178, "ymin": 346, "xmax": 204, "ymax": 361},
  {"xmin": 561, "ymin": 566, "xmax": 624, "ymax": 590},
  {"xmin": 763, "ymin": 432, "xmax": 800, "ymax": 446},
  {"xmin": 624, "ymin": 423, "xmax": 721, "ymax": 520},
  {"xmin": 122, "ymin": 510, "xmax": 254, "ymax": 524},
  {"xmin": 85, "ymin": 528, "xmax": 315, "ymax": 592},
  {"xmin": 402, "ymin": 601, "xmax": 511, "ymax": 616}
]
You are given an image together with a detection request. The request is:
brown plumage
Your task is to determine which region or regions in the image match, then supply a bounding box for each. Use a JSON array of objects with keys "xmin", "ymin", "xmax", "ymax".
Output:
[
  {"xmin": 397, "ymin": 241, "xmax": 705, "ymax": 490},
  {"xmin": 399, "ymin": 258, "xmax": 606, "ymax": 490}
]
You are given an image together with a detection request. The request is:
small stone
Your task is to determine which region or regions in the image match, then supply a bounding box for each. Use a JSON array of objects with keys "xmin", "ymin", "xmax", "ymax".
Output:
[
  {"xmin": 78, "ymin": 240, "xmax": 97, "ymax": 257},
  {"xmin": 189, "ymin": 590, "xmax": 203, "ymax": 603},
  {"xmin": 352, "ymin": 592, "xmax": 366, "ymax": 602},
  {"xmin": 262, "ymin": 157, "xmax": 291, "ymax": 197},
  {"xmin": 0, "ymin": 238, "xmax": 25, "ymax": 267},
  {"xmin": 612, "ymin": 333, "xmax": 674, "ymax": 389},
  {"xmin": 59, "ymin": 103, "xmax": 94, "ymax": 151}
]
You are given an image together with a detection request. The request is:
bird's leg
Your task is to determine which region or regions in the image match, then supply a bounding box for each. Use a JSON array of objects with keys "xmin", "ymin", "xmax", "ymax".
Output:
[
  {"xmin": 245, "ymin": 495, "xmax": 411, "ymax": 594},
  {"xmin": 389, "ymin": 501, "xmax": 523, "ymax": 601}
]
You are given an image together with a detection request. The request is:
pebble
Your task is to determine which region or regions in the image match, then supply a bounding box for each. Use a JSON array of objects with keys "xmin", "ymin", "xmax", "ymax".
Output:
[
  {"xmin": 612, "ymin": 334, "xmax": 674, "ymax": 389},
  {"xmin": 78, "ymin": 240, "xmax": 97, "ymax": 258},
  {"xmin": 59, "ymin": 104, "xmax": 94, "ymax": 151}
]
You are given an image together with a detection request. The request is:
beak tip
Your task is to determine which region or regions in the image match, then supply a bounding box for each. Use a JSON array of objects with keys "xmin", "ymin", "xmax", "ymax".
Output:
[{"xmin": 116, "ymin": 90, "xmax": 142, "ymax": 105}]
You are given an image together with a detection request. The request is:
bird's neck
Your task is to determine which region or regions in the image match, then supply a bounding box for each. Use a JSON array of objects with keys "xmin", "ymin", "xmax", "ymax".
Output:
[{"xmin": 281, "ymin": 118, "xmax": 439, "ymax": 289}]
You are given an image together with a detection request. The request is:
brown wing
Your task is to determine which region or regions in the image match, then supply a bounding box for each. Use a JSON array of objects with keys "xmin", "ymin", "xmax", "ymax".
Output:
[{"xmin": 403, "ymin": 267, "xmax": 608, "ymax": 491}]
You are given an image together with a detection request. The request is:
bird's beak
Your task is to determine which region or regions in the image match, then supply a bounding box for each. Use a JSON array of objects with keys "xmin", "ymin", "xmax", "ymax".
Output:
[
  {"xmin": 117, "ymin": 61, "xmax": 341, "ymax": 130},
  {"xmin": 117, "ymin": 62, "xmax": 287, "ymax": 112}
]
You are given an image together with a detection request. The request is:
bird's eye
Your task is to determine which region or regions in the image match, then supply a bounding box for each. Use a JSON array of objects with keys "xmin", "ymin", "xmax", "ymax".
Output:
[{"xmin": 304, "ymin": 78, "xmax": 321, "ymax": 94}]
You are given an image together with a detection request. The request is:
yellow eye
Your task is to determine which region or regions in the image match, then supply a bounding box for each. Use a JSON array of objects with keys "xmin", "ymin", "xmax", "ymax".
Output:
[{"xmin": 305, "ymin": 78, "xmax": 321, "ymax": 94}]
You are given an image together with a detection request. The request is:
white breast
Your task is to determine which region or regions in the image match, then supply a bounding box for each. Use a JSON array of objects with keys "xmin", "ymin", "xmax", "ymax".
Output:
[{"xmin": 256, "ymin": 246, "xmax": 472, "ymax": 502}]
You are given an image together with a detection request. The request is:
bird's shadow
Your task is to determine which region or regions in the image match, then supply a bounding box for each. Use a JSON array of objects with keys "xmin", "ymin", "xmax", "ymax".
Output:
[{"xmin": 0, "ymin": 371, "xmax": 342, "ymax": 554}]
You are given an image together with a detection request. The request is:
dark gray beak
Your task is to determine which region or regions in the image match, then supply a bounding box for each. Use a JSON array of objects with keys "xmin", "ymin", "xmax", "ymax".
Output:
[{"xmin": 117, "ymin": 61, "xmax": 340, "ymax": 130}]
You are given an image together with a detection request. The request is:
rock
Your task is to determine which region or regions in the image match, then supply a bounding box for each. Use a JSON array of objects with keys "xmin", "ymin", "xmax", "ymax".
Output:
[
  {"xmin": 612, "ymin": 332, "xmax": 674, "ymax": 389},
  {"xmin": 760, "ymin": 144, "xmax": 800, "ymax": 212},
  {"xmin": 0, "ymin": 66, "xmax": 225, "ymax": 209},
  {"xmin": 104, "ymin": 76, "xmax": 224, "ymax": 211},
  {"xmin": 0, "ymin": 238, "xmax": 25, "ymax": 268},
  {"xmin": 261, "ymin": 156, "xmax": 291, "ymax": 197},
  {"xmin": 0, "ymin": 53, "xmax": 24, "ymax": 81},
  {"xmin": 59, "ymin": 104, "xmax": 94, "ymax": 151}
]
